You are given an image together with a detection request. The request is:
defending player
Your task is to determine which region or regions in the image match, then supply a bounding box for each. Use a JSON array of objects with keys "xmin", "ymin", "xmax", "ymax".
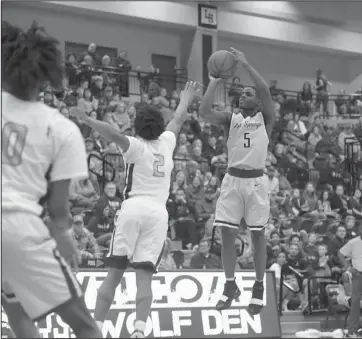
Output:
[
  {"xmin": 199, "ymin": 48, "xmax": 276, "ymax": 315},
  {"xmin": 73, "ymin": 82, "xmax": 199, "ymax": 338},
  {"xmin": 1, "ymin": 21, "xmax": 102, "ymax": 338}
]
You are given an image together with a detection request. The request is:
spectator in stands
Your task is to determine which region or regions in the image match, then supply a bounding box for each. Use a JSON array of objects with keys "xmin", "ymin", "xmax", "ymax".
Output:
[
  {"xmin": 77, "ymin": 88, "xmax": 98, "ymax": 114},
  {"xmin": 116, "ymin": 50, "xmax": 132, "ymax": 97},
  {"xmin": 87, "ymin": 205, "xmax": 114, "ymax": 248},
  {"xmin": 65, "ymin": 52, "xmax": 79, "ymax": 86},
  {"xmin": 315, "ymin": 68, "xmax": 330, "ymax": 116},
  {"xmin": 330, "ymin": 184, "xmax": 350, "ymax": 217},
  {"xmin": 338, "ymin": 125, "xmax": 357, "ymax": 155},
  {"xmin": 345, "ymin": 216, "xmax": 358, "ymax": 240},
  {"xmin": 171, "ymin": 170, "xmax": 187, "ymax": 194},
  {"xmin": 71, "ymin": 214, "xmax": 101, "ymax": 262},
  {"xmin": 77, "ymin": 42, "xmax": 100, "ymax": 65},
  {"xmin": 186, "ymin": 175, "xmax": 204, "ymax": 205},
  {"xmin": 195, "ymin": 186, "xmax": 216, "ymax": 223},
  {"xmin": 315, "ymin": 125, "xmax": 340, "ymax": 158},
  {"xmin": 308, "ymin": 126, "xmax": 322, "ymax": 152},
  {"xmin": 113, "ymin": 101, "xmax": 131, "ymax": 132},
  {"xmin": 203, "ymin": 135, "xmax": 221, "ymax": 162},
  {"xmin": 169, "ymin": 189, "xmax": 198, "ymax": 248},
  {"xmin": 96, "ymin": 182, "xmax": 122, "ymax": 219},
  {"xmin": 270, "ymin": 251, "xmax": 299, "ymax": 311},
  {"xmin": 292, "ymin": 113, "xmax": 307, "ymax": 137},
  {"xmin": 91, "ymin": 75, "xmax": 104, "ymax": 100},
  {"xmin": 158, "ymin": 238, "xmax": 177, "ymax": 270},
  {"xmin": 127, "ymin": 105, "xmax": 136, "ymax": 125},
  {"xmin": 267, "ymin": 166, "xmax": 279, "ymax": 194},
  {"xmin": 89, "ymin": 130, "xmax": 107, "ymax": 154},
  {"xmin": 190, "ymin": 239, "xmax": 222, "ymax": 269},
  {"xmin": 69, "ymin": 177, "xmax": 99, "ymax": 214},
  {"xmin": 335, "ymin": 89, "xmax": 351, "ymax": 116},
  {"xmin": 348, "ymin": 189, "xmax": 362, "ymax": 219},
  {"xmin": 328, "ymin": 225, "xmax": 348, "ymax": 262},
  {"xmin": 298, "ymin": 82, "xmax": 314, "ymax": 116}
]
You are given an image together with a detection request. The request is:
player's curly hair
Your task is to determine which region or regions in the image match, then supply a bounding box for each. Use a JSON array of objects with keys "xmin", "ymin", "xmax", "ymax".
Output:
[
  {"xmin": 2, "ymin": 21, "xmax": 63, "ymax": 101},
  {"xmin": 134, "ymin": 104, "xmax": 165, "ymax": 140}
]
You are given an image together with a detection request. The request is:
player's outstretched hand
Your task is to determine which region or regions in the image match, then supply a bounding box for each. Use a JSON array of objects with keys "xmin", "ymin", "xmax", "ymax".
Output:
[
  {"xmin": 52, "ymin": 228, "xmax": 81, "ymax": 272},
  {"xmin": 229, "ymin": 47, "xmax": 248, "ymax": 65},
  {"xmin": 179, "ymin": 81, "xmax": 200, "ymax": 106},
  {"xmin": 70, "ymin": 106, "xmax": 87, "ymax": 122}
]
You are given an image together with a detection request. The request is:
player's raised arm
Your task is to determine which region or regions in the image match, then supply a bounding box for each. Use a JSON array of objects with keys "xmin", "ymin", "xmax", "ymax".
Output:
[
  {"xmin": 73, "ymin": 107, "xmax": 130, "ymax": 153},
  {"xmin": 166, "ymin": 81, "xmax": 199, "ymax": 137},
  {"xmin": 199, "ymin": 77, "xmax": 232, "ymax": 128},
  {"xmin": 230, "ymin": 47, "xmax": 276, "ymax": 136}
]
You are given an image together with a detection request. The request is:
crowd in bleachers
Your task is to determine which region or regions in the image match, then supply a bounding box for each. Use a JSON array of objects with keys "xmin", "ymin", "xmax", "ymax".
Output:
[{"xmin": 40, "ymin": 43, "xmax": 362, "ymax": 314}]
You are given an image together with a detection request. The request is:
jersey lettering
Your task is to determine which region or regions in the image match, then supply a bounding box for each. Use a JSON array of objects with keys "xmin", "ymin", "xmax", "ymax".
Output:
[
  {"xmin": 153, "ymin": 154, "xmax": 165, "ymax": 177},
  {"xmin": 2, "ymin": 122, "xmax": 28, "ymax": 166}
]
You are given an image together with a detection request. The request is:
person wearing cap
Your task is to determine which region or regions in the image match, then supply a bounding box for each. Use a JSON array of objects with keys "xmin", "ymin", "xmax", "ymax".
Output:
[{"xmin": 71, "ymin": 214, "xmax": 100, "ymax": 261}]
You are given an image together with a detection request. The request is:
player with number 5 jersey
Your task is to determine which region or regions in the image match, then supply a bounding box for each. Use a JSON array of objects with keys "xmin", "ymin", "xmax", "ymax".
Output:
[
  {"xmin": 73, "ymin": 81, "xmax": 200, "ymax": 338},
  {"xmin": 200, "ymin": 47, "xmax": 276, "ymax": 316}
]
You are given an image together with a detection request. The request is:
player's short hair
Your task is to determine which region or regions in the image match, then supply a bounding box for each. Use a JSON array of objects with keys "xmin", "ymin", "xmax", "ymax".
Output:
[
  {"xmin": 2, "ymin": 21, "xmax": 63, "ymax": 101},
  {"xmin": 134, "ymin": 104, "xmax": 165, "ymax": 140}
]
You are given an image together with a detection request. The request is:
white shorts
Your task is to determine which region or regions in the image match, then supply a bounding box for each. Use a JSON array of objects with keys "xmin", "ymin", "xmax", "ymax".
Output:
[
  {"xmin": 214, "ymin": 173, "xmax": 270, "ymax": 230},
  {"xmin": 105, "ymin": 197, "xmax": 169, "ymax": 272},
  {"xmin": 1, "ymin": 212, "xmax": 83, "ymax": 321}
]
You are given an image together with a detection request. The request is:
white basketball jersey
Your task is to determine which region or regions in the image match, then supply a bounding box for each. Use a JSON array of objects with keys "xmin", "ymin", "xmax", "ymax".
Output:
[
  {"xmin": 227, "ymin": 112, "xmax": 269, "ymax": 170},
  {"xmin": 121, "ymin": 131, "xmax": 176, "ymax": 205},
  {"xmin": 2, "ymin": 91, "xmax": 88, "ymax": 215}
]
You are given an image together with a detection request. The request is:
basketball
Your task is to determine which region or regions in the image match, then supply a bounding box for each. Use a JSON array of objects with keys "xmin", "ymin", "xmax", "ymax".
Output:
[{"xmin": 207, "ymin": 50, "xmax": 238, "ymax": 79}]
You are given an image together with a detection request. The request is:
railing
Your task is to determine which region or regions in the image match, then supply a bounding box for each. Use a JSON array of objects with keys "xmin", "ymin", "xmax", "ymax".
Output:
[{"xmin": 64, "ymin": 64, "xmax": 362, "ymax": 119}]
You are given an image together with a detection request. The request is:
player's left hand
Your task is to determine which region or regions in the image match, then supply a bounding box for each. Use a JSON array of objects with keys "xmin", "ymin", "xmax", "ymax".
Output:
[
  {"xmin": 179, "ymin": 81, "xmax": 200, "ymax": 106},
  {"xmin": 229, "ymin": 47, "xmax": 248, "ymax": 65},
  {"xmin": 70, "ymin": 107, "xmax": 87, "ymax": 122}
]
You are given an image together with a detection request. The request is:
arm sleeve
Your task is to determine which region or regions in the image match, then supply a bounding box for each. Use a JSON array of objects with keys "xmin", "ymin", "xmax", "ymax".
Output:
[
  {"xmin": 339, "ymin": 241, "xmax": 352, "ymax": 258},
  {"xmin": 121, "ymin": 136, "xmax": 145, "ymax": 163},
  {"xmin": 50, "ymin": 124, "xmax": 88, "ymax": 182},
  {"xmin": 160, "ymin": 131, "xmax": 177, "ymax": 153}
]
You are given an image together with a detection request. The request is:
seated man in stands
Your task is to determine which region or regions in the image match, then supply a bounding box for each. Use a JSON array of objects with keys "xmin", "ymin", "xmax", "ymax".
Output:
[
  {"xmin": 190, "ymin": 239, "xmax": 222, "ymax": 269},
  {"xmin": 71, "ymin": 214, "xmax": 101, "ymax": 264}
]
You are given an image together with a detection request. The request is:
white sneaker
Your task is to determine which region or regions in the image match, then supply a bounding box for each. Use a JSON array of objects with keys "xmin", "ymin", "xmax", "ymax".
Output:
[{"xmin": 130, "ymin": 330, "xmax": 145, "ymax": 338}]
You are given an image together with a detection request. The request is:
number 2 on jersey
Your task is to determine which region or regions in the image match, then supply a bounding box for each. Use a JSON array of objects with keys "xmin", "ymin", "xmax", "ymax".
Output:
[
  {"xmin": 153, "ymin": 154, "xmax": 165, "ymax": 177},
  {"xmin": 244, "ymin": 132, "xmax": 251, "ymax": 148},
  {"xmin": 2, "ymin": 122, "xmax": 28, "ymax": 166}
]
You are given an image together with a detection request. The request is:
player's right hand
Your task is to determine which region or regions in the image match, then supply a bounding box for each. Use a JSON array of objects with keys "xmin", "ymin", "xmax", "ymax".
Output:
[{"xmin": 52, "ymin": 228, "xmax": 81, "ymax": 271}]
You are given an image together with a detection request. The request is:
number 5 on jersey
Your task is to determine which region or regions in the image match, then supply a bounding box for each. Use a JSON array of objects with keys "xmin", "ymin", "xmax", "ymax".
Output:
[
  {"xmin": 244, "ymin": 132, "xmax": 251, "ymax": 148},
  {"xmin": 153, "ymin": 154, "xmax": 165, "ymax": 177}
]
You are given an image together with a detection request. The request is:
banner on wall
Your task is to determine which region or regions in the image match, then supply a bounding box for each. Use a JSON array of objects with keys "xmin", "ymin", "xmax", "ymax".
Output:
[{"xmin": 2, "ymin": 271, "xmax": 281, "ymax": 338}]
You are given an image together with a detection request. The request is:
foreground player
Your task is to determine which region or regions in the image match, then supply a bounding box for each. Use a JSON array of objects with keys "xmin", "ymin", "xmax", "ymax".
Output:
[
  {"xmin": 2, "ymin": 21, "xmax": 102, "ymax": 338},
  {"xmin": 199, "ymin": 48, "xmax": 276, "ymax": 315},
  {"xmin": 73, "ymin": 82, "xmax": 199, "ymax": 338}
]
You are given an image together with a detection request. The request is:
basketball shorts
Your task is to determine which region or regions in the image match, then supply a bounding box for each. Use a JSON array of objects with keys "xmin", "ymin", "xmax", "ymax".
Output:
[
  {"xmin": 1, "ymin": 212, "xmax": 83, "ymax": 321},
  {"xmin": 105, "ymin": 197, "xmax": 168, "ymax": 272},
  {"xmin": 214, "ymin": 173, "xmax": 270, "ymax": 231}
]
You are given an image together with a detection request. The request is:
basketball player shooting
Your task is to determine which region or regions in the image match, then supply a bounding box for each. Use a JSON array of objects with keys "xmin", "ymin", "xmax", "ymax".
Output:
[
  {"xmin": 73, "ymin": 81, "xmax": 199, "ymax": 338},
  {"xmin": 2, "ymin": 21, "xmax": 102, "ymax": 338},
  {"xmin": 199, "ymin": 47, "xmax": 276, "ymax": 315}
]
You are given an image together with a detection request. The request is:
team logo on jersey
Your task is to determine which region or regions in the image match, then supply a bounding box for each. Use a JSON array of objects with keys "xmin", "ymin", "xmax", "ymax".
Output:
[{"xmin": 233, "ymin": 120, "xmax": 261, "ymax": 129}]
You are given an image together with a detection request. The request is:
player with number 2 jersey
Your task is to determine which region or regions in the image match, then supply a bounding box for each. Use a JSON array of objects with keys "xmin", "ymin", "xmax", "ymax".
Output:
[{"xmin": 73, "ymin": 81, "xmax": 199, "ymax": 338}]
